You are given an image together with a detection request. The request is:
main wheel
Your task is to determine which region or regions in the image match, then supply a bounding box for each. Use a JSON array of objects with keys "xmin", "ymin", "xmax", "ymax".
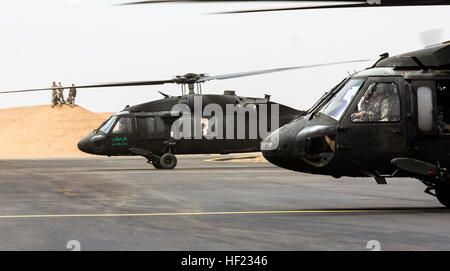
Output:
[
  {"xmin": 436, "ymin": 182, "xmax": 450, "ymax": 208},
  {"xmin": 152, "ymin": 160, "xmax": 162, "ymax": 169},
  {"xmin": 159, "ymin": 153, "xmax": 177, "ymax": 169}
]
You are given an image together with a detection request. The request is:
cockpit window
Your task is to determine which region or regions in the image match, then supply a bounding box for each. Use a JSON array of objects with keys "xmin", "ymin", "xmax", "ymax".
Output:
[
  {"xmin": 351, "ymin": 82, "xmax": 401, "ymax": 122},
  {"xmin": 319, "ymin": 79, "xmax": 364, "ymax": 120},
  {"xmin": 112, "ymin": 117, "xmax": 133, "ymax": 134},
  {"xmin": 99, "ymin": 116, "xmax": 118, "ymax": 134}
]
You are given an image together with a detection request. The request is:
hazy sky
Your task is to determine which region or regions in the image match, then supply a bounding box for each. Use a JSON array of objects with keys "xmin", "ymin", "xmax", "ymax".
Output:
[{"xmin": 0, "ymin": 1, "xmax": 449, "ymax": 112}]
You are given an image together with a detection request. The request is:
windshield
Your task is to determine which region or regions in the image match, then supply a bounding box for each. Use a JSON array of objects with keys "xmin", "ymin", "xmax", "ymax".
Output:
[
  {"xmin": 307, "ymin": 78, "xmax": 347, "ymax": 114},
  {"xmin": 319, "ymin": 78, "xmax": 364, "ymax": 120},
  {"xmin": 99, "ymin": 115, "xmax": 118, "ymax": 134}
]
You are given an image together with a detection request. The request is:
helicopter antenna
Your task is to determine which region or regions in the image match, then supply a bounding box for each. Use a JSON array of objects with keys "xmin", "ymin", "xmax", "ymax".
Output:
[{"xmin": 157, "ymin": 91, "xmax": 170, "ymax": 98}]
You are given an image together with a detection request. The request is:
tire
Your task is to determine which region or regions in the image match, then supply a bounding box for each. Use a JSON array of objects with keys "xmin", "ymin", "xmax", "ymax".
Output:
[
  {"xmin": 436, "ymin": 182, "xmax": 450, "ymax": 208},
  {"xmin": 159, "ymin": 153, "xmax": 177, "ymax": 169},
  {"xmin": 152, "ymin": 158, "xmax": 162, "ymax": 169}
]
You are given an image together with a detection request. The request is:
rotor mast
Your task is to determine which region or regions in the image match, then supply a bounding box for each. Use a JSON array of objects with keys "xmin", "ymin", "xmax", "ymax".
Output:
[{"xmin": 175, "ymin": 73, "xmax": 205, "ymax": 95}]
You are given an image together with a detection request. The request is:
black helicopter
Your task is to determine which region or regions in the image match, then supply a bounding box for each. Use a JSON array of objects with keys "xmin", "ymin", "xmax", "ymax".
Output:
[
  {"xmin": 0, "ymin": 61, "xmax": 366, "ymax": 169},
  {"xmin": 259, "ymin": 43, "xmax": 450, "ymax": 207},
  {"xmin": 131, "ymin": 0, "xmax": 450, "ymax": 208}
]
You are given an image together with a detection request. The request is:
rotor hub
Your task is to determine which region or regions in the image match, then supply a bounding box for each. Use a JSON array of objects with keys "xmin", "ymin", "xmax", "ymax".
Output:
[{"xmin": 174, "ymin": 73, "xmax": 207, "ymax": 84}]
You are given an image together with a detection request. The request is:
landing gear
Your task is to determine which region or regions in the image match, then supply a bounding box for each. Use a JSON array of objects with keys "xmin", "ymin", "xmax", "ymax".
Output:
[
  {"xmin": 436, "ymin": 182, "xmax": 450, "ymax": 208},
  {"xmin": 420, "ymin": 179, "xmax": 450, "ymax": 208},
  {"xmin": 152, "ymin": 158, "xmax": 162, "ymax": 169},
  {"xmin": 390, "ymin": 158, "xmax": 450, "ymax": 208},
  {"xmin": 151, "ymin": 153, "xmax": 177, "ymax": 169},
  {"xmin": 159, "ymin": 153, "xmax": 177, "ymax": 169},
  {"xmin": 129, "ymin": 147, "xmax": 178, "ymax": 170}
]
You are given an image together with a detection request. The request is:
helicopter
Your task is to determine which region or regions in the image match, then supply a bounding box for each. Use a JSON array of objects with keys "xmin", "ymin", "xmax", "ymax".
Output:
[
  {"xmin": 258, "ymin": 42, "xmax": 450, "ymax": 208},
  {"xmin": 129, "ymin": 0, "xmax": 450, "ymax": 208},
  {"xmin": 0, "ymin": 60, "xmax": 367, "ymax": 169}
]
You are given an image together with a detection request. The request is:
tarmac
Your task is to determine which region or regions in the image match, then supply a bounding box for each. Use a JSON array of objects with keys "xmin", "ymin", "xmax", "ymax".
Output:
[{"xmin": 0, "ymin": 155, "xmax": 449, "ymax": 251}]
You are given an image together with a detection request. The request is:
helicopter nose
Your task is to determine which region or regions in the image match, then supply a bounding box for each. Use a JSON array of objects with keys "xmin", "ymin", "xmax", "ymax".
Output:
[
  {"xmin": 261, "ymin": 128, "xmax": 291, "ymax": 168},
  {"xmin": 79, "ymin": 133, "xmax": 107, "ymax": 155},
  {"xmin": 262, "ymin": 123, "xmax": 337, "ymax": 171},
  {"xmin": 77, "ymin": 134, "xmax": 94, "ymax": 154}
]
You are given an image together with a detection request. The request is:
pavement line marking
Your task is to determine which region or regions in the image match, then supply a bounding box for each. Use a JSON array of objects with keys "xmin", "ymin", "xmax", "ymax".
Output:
[
  {"xmin": 204, "ymin": 156, "xmax": 261, "ymax": 162},
  {"xmin": 26, "ymin": 170, "xmax": 286, "ymax": 175},
  {"xmin": 0, "ymin": 209, "xmax": 445, "ymax": 219}
]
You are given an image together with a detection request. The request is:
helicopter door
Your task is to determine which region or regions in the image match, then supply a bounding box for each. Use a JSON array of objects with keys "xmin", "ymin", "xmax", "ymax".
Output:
[
  {"xmin": 339, "ymin": 77, "xmax": 407, "ymax": 155},
  {"xmin": 107, "ymin": 116, "xmax": 135, "ymax": 155},
  {"xmin": 135, "ymin": 117, "xmax": 156, "ymax": 151}
]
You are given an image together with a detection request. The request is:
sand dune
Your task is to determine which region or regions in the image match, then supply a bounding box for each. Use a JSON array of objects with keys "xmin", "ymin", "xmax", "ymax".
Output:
[
  {"xmin": 0, "ymin": 105, "xmax": 112, "ymax": 159},
  {"xmin": 0, "ymin": 105, "xmax": 267, "ymax": 161}
]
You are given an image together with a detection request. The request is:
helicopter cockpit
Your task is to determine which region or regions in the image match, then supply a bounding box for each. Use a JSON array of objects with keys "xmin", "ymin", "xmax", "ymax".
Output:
[
  {"xmin": 78, "ymin": 111, "xmax": 172, "ymax": 157},
  {"xmin": 350, "ymin": 82, "xmax": 401, "ymax": 123},
  {"xmin": 318, "ymin": 78, "xmax": 364, "ymax": 120},
  {"xmin": 78, "ymin": 113, "xmax": 136, "ymax": 155},
  {"xmin": 262, "ymin": 68, "xmax": 410, "ymax": 174}
]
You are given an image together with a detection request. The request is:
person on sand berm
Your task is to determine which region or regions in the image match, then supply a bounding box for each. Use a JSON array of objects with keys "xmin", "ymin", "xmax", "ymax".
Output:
[
  {"xmin": 67, "ymin": 83, "xmax": 77, "ymax": 107},
  {"xmin": 50, "ymin": 81, "xmax": 58, "ymax": 108},
  {"xmin": 57, "ymin": 82, "xmax": 65, "ymax": 106}
]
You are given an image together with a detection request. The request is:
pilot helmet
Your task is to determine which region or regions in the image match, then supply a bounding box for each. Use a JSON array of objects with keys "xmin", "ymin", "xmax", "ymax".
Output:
[{"xmin": 375, "ymin": 83, "xmax": 389, "ymax": 95}]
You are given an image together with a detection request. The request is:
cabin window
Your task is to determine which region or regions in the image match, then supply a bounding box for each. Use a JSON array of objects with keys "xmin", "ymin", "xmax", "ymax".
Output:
[
  {"xmin": 417, "ymin": 86, "xmax": 434, "ymax": 132},
  {"xmin": 351, "ymin": 82, "xmax": 401, "ymax": 122},
  {"xmin": 136, "ymin": 117, "xmax": 155, "ymax": 137},
  {"xmin": 155, "ymin": 118, "xmax": 165, "ymax": 138},
  {"xmin": 112, "ymin": 117, "xmax": 133, "ymax": 134},
  {"xmin": 436, "ymin": 80, "xmax": 450, "ymax": 134},
  {"xmin": 319, "ymin": 79, "xmax": 364, "ymax": 120}
]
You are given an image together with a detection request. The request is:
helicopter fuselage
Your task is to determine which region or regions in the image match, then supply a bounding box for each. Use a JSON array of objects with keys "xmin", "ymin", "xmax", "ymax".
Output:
[
  {"xmin": 78, "ymin": 92, "xmax": 302, "ymax": 166},
  {"xmin": 261, "ymin": 42, "xmax": 450, "ymax": 207},
  {"xmin": 263, "ymin": 67, "xmax": 450, "ymax": 176}
]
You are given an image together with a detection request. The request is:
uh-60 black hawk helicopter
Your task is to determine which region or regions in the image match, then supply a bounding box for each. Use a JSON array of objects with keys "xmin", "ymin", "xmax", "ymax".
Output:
[
  {"xmin": 132, "ymin": 0, "xmax": 450, "ymax": 208},
  {"xmin": 4, "ymin": 0, "xmax": 450, "ymax": 206},
  {"xmin": 0, "ymin": 60, "xmax": 366, "ymax": 169},
  {"xmin": 260, "ymin": 42, "xmax": 450, "ymax": 208}
]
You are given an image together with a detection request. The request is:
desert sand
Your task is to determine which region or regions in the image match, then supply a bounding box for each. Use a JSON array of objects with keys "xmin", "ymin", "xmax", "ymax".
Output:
[
  {"xmin": 0, "ymin": 105, "xmax": 267, "ymax": 161},
  {"xmin": 0, "ymin": 105, "xmax": 112, "ymax": 159}
]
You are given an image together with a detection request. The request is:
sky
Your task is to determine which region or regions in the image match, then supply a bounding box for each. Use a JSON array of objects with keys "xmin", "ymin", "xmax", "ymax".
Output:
[{"xmin": 0, "ymin": 1, "xmax": 449, "ymax": 112}]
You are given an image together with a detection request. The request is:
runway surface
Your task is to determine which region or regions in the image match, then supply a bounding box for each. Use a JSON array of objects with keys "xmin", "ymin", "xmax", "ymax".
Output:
[{"xmin": 0, "ymin": 155, "xmax": 449, "ymax": 251}]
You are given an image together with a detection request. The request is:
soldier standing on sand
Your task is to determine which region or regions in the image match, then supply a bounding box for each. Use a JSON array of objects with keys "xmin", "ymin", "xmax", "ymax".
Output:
[
  {"xmin": 67, "ymin": 83, "xmax": 77, "ymax": 107},
  {"xmin": 57, "ymin": 82, "xmax": 65, "ymax": 106},
  {"xmin": 51, "ymin": 81, "xmax": 58, "ymax": 108}
]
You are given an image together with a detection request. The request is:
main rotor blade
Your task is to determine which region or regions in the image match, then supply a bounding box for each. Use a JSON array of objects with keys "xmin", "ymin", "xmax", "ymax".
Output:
[
  {"xmin": 0, "ymin": 79, "xmax": 175, "ymax": 94},
  {"xmin": 118, "ymin": 0, "xmax": 361, "ymax": 5},
  {"xmin": 118, "ymin": 0, "xmax": 450, "ymax": 14},
  {"xmin": 197, "ymin": 59, "xmax": 371, "ymax": 83},
  {"xmin": 0, "ymin": 59, "xmax": 370, "ymax": 94},
  {"xmin": 215, "ymin": 3, "xmax": 368, "ymax": 14}
]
